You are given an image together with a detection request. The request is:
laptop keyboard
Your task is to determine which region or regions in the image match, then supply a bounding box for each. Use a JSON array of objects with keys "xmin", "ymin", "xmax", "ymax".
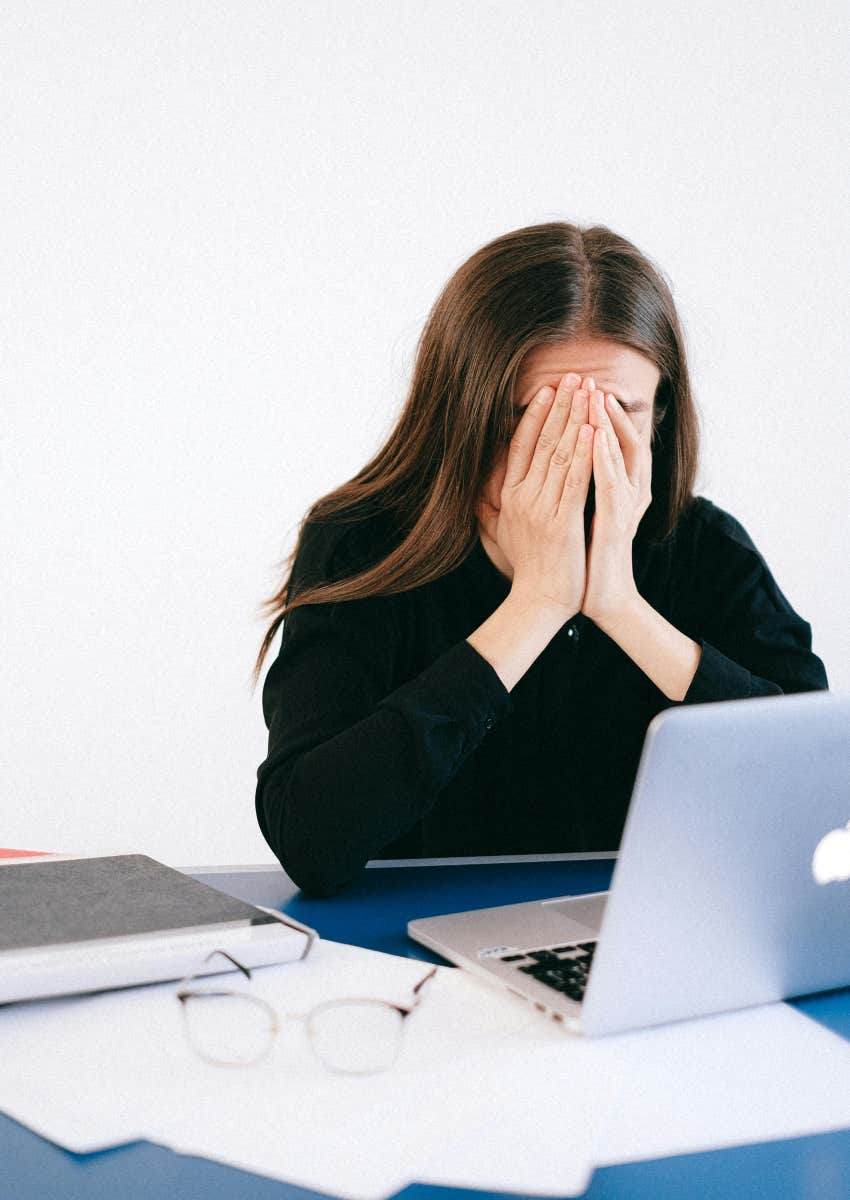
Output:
[{"xmin": 499, "ymin": 941, "xmax": 597, "ymax": 1003}]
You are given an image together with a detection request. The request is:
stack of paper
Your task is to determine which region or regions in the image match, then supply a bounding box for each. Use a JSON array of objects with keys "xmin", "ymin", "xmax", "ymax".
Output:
[
  {"xmin": 0, "ymin": 938, "xmax": 609, "ymax": 1197},
  {"xmin": 2, "ymin": 937, "xmax": 850, "ymax": 1198}
]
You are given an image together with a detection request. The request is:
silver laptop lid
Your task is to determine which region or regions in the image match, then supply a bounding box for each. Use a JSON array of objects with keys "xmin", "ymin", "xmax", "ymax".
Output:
[{"xmin": 581, "ymin": 689, "xmax": 850, "ymax": 1036}]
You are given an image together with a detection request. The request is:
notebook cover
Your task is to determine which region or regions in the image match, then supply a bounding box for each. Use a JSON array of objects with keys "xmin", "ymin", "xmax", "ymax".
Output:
[{"xmin": 0, "ymin": 854, "xmax": 275, "ymax": 952}]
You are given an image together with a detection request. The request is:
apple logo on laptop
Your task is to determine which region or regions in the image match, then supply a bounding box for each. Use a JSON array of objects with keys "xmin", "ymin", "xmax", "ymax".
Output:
[{"xmin": 812, "ymin": 820, "xmax": 850, "ymax": 884}]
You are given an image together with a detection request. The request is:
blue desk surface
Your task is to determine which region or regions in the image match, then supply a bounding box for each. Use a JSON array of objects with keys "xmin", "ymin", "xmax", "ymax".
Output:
[{"xmin": 5, "ymin": 859, "xmax": 850, "ymax": 1200}]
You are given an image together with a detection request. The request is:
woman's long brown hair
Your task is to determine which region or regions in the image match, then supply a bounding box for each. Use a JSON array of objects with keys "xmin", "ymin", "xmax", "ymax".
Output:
[{"xmin": 249, "ymin": 220, "xmax": 701, "ymax": 692}]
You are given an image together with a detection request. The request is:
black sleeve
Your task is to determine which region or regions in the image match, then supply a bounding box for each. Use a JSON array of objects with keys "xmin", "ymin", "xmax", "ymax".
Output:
[
  {"xmin": 674, "ymin": 505, "xmax": 829, "ymax": 705},
  {"xmin": 255, "ymin": 528, "xmax": 513, "ymax": 897}
]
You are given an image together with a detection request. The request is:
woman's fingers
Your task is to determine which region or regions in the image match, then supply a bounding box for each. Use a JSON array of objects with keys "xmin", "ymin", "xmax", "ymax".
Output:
[
  {"xmin": 503, "ymin": 385, "xmax": 556, "ymax": 489},
  {"xmin": 521, "ymin": 372, "xmax": 583, "ymax": 492},
  {"xmin": 539, "ymin": 385, "xmax": 591, "ymax": 510},
  {"xmin": 584, "ymin": 392, "xmax": 624, "ymax": 492},
  {"xmin": 600, "ymin": 393, "xmax": 638, "ymax": 486},
  {"xmin": 556, "ymin": 423, "xmax": 595, "ymax": 516},
  {"xmin": 503, "ymin": 376, "xmax": 641, "ymax": 514},
  {"xmin": 593, "ymin": 422, "xmax": 617, "ymax": 492}
]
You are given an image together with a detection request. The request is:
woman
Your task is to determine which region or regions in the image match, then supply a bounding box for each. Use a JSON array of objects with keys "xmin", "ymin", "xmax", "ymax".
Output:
[{"xmin": 251, "ymin": 221, "xmax": 829, "ymax": 897}]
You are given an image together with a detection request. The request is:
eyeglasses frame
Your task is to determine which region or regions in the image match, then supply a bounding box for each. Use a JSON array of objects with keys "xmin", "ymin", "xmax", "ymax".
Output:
[{"xmin": 175, "ymin": 906, "xmax": 438, "ymax": 1075}]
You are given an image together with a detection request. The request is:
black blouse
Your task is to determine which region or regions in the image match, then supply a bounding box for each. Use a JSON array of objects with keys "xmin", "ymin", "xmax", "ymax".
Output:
[{"xmin": 255, "ymin": 496, "xmax": 829, "ymax": 896}]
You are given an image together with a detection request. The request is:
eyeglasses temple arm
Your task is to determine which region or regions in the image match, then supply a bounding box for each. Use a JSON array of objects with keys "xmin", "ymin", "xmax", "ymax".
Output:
[
  {"xmin": 255, "ymin": 906, "xmax": 319, "ymax": 960},
  {"xmin": 398, "ymin": 966, "xmax": 439, "ymax": 1019}
]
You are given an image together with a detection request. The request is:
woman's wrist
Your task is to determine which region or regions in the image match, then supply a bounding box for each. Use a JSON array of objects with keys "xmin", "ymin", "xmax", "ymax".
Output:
[
  {"xmin": 507, "ymin": 581, "xmax": 577, "ymax": 625},
  {"xmin": 467, "ymin": 589, "xmax": 570, "ymax": 693}
]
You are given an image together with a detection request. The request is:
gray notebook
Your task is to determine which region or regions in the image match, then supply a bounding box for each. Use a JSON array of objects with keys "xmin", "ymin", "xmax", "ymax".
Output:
[
  {"xmin": 0, "ymin": 853, "xmax": 280, "ymax": 951},
  {"xmin": 0, "ymin": 853, "xmax": 311, "ymax": 1005}
]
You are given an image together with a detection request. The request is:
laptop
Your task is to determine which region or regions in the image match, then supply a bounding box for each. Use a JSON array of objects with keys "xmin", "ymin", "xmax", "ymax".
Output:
[{"xmin": 408, "ymin": 690, "xmax": 850, "ymax": 1037}]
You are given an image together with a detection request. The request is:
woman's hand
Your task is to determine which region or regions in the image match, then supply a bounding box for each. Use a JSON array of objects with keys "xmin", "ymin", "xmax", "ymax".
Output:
[
  {"xmin": 476, "ymin": 372, "xmax": 594, "ymax": 618},
  {"xmin": 580, "ymin": 381, "xmax": 653, "ymax": 626}
]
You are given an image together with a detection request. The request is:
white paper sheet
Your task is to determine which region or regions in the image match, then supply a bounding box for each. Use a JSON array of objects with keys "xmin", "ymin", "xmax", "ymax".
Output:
[
  {"xmin": 2, "ymin": 937, "xmax": 850, "ymax": 1199},
  {"xmin": 585, "ymin": 1000, "xmax": 850, "ymax": 1166},
  {"xmin": 0, "ymin": 938, "xmax": 604, "ymax": 1198}
]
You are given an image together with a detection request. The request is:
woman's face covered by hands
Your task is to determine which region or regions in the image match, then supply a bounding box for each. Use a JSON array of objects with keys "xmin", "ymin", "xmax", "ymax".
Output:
[{"xmin": 479, "ymin": 336, "xmax": 661, "ymax": 543}]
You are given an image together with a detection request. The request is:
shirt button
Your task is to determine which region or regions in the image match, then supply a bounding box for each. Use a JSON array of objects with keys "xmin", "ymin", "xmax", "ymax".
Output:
[{"xmin": 484, "ymin": 716, "xmax": 495, "ymax": 731}]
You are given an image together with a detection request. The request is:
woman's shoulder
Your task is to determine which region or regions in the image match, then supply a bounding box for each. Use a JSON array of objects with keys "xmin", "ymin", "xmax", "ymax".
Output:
[
  {"xmin": 290, "ymin": 506, "xmax": 402, "ymax": 594},
  {"xmin": 672, "ymin": 494, "xmax": 785, "ymax": 611},
  {"xmin": 678, "ymin": 494, "xmax": 761, "ymax": 554}
]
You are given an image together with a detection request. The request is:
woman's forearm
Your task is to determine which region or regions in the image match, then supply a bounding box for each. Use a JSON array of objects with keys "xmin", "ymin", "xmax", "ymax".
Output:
[
  {"xmin": 594, "ymin": 592, "xmax": 702, "ymax": 702},
  {"xmin": 467, "ymin": 586, "xmax": 571, "ymax": 692}
]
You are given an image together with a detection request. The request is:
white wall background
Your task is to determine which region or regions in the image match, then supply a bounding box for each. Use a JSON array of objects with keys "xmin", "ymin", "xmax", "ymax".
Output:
[{"xmin": 3, "ymin": 1, "xmax": 848, "ymax": 867}]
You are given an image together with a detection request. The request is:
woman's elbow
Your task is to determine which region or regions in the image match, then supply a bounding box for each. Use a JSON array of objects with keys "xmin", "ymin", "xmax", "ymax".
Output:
[
  {"xmin": 277, "ymin": 825, "xmax": 364, "ymax": 897},
  {"xmin": 256, "ymin": 774, "xmax": 362, "ymax": 898},
  {"xmin": 287, "ymin": 867, "xmax": 355, "ymax": 899}
]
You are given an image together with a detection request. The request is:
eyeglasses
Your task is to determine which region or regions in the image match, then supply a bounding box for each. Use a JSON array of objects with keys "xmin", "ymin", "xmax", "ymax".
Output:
[{"xmin": 175, "ymin": 911, "xmax": 438, "ymax": 1076}]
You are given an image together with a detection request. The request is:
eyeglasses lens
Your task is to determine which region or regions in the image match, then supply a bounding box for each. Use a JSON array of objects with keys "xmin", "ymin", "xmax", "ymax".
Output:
[
  {"xmin": 182, "ymin": 993, "xmax": 275, "ymax": 1065},
  {"xmin": 308, "ymin": 1001, "xmax": 404, "ymax": 1074}
]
